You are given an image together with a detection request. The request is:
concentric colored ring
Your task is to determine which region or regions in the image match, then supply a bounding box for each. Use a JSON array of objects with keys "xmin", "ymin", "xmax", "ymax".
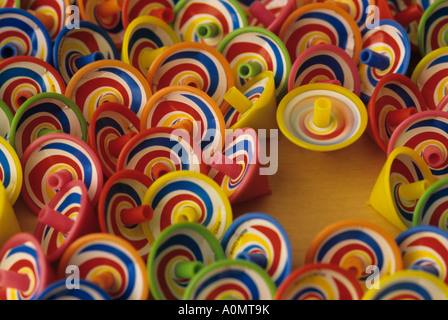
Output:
[
  {"xmin": 362, "ymin": 269, "xmax": 448, "ymax": 300},
  {"xmin": 0, "ymin": 56, "xmax": 66, "ymax": 115},
  {"xmin": 276, "ymin": 83, "xmax": 368, "ymax": 152},
  {"xmin": 0, "ymin": 0, "xmax": 19, "ymax": 8},
  {"xmin": 9, "ymin": 92, "xmax": 87, "ymax": 159},
  {"xmin": 414, "ymin": 177, "xmax": 448, "ymax": 231},
  {"xmin": 88, "ymin": 102, "xmax": 141, "ymax": 178},
  {"xmin": 122, "ymin": 15, "xmax": 180, "ymax": 76},
  {"xmin": 418, "ymin": 0, "xmax": 448, "ymax": 57},
  {"xmin": 53, "ymin": 20, "xmax": 119, "ymax": 85},
  {"xmin": 140, "ymin": 85, "xmax": 226, "ymax": 161},
  {"xmin": 141, "ymin": 170, "xmax": 232, "ymax": 246},
  {"xmin": 184, "ymin": 259, "xmax": 276, "ymax": 300},
  {"xmin": 358, "ymin": 20, "xmax": 411, "ymax": 103},
  {"xmin": 0, "ymin": 99, "xmax": 13, "ymax": 142},
  {"xmin": 0, "ymin": 135, "xmax": 22, "ymax": 205},
  {"xmin": 98, "ymin": 170, "xmax": 153, "ymax": 260},
  {"xmin": 217, "ymin": 26, "xmax": 291, "ymax": 100},
  {"xmin": 274, "ymin": 263, "xmax": 364, "ymax": 300},
  {"xmin": 221, "ymin": 212, "xmax": 292, "ymax": 287},
  {"xmin": 278, "ymin": 3, "xmax": 362, "ymax": 64},
  {"xmin": 20, "ymin": 132, "xmax": 103, "ymax": 215},
  {"xmin": 173, "ymin": 0, "xmax": 247, "ymax": 48},
  {"xmin": 116, "ymin": 127, "xmax": 207, "ymax": 181},
  {"xmin": 0, "ymin": 8, "xmax": 52, "ymax": 63},
  {"xmin": 146, "ymin": 42, "xmax": 234, "ymax": 113},
  {"xmin": 288, "ymin": 43, "xmax": 360, "ymax": 96},
  {"xmin": 148, "ymin": 222, "xmax": 225, "ymax": 300},
  {"xmin": 57, "ymin": 233, "xmax": 149, "ymax": 300},
  {"xmin": 367, "ymin": 73, "xmax": 428, "ymax": 153},
  {"xmin": 305, "ymin": 220, "xmax": 403, "ymax": 282},
  {"xmin": 36, "ymin": 279, "xmax": 111, "ymax": 300},
  {"xmin": 122, "ymin": 0, "xmax": 180, "ymax": 29},
  {"xmin": 396, "ymin": 225, "xmax": 448, "ymax": 284},
  {"xmin": 65, "ymin": 59, "xmax": 152, "ymax": 124}
]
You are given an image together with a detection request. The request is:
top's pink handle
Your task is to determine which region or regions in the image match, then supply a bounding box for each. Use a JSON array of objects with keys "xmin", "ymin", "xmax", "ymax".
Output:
[
  {"xmin": 248, "ymin": 1, "xmax": 276, "ymax": 27},
  {"xmin": 46, "ymin": 169, "xmax": 73, "ymax": 190},
  {"xmin": 38, "ymin": 206, "xmax": 75, "ymax": 234},
  {"xmin": 209, "ymin": 152, "xmax": 242, "ymax": 180},
  {"xmin": 0, "ymin": 269, "xmax": 30, "ymax": 292}
]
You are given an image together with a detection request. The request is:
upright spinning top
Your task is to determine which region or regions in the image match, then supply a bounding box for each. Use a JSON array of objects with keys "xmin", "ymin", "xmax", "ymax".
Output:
[
  {"xmin": 418, "ymin": 0, "xmax": 448, "ymax": 57},
  {"xmin": 36, "ymin": 279, "xmax": 111, "ymax": 300},
  {"xmin": 276, "ymin": 83, "xmax": 367, "ymax": 152},
  {"xmin": 122, "ymin": 0, "xmax": 178, "ymax": 28},
  {"xmin": 0, "ymin": 183, "xmax": 20, "ymax": 248},
  {"xmin": 0, "ymin": 233, "xmax": 54, "ymax": 300},
  {"xmin": 147, "ymin": 222, "xmax": 225, "ymax": 300}
]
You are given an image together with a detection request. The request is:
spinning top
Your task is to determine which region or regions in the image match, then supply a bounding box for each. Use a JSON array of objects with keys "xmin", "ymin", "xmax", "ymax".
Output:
[
  {"xmin": 0, "ymin": 56, "xmax": 66, "ymax": 115},
  {"xmin": 53, "ymin": 21, "xmax": 119, "ymax": 85},
  {"xmin": 98, "ymin": 170, "xmax": 153, "ymax": 260},
  {"xmin": 368, "ymin": 146, "xmax": 437, "ymax": 230},
  {"xmin": 146, "ymin": 41, "xmax": 234, "ymax": 113},
  {"xmin": 88, "ymin": 102, "xmax": 141, "ymax": 178},
  {"xmin": 173, "ymin": 0, "xmax": 247, "ymax": 49},
  {"xmin": 147, "ymin": 222, "xmax": 225, "ymax": 300},
  {"xmin": 9, "ymin": 92, "xmax": 87, "ymax": 159},
  {"xmin": 34, "ymin": 180, "xmax": 100, "ymax": 264},
  {"xmin": 418, "ymin": 0, "xmax": 448, "ymax": 57},
  {"xmin": 207, "ymin": 127, "xmax": 272, "ymax": 205},
  {"xmin": 140, "ymin": 85, "xmax": 226, "ymax": 161},
  {"xmin": 116, "ymin": 127, "xmax": 207, "ymax": 181},
  {"xmin": 36, "ymin": 279, "xmax": 111, "ymax": 300},
  {"xmin": 122, "ymin": 15, "xmax": 179, "ymax": 76},
  {"xmin": 288, "ymin": 43, "xmax": 360, "ymax": 96},
  {"xmin": 0, "ymin": 8, "xmax": 52, "ymax": 63},
  {"xmin": 65, "ymin": 59, "xmax": 152, "ymax": 124},
  {"xmin": 246, "ymin": 0, "xmax": 296, "ymax": 34},
  {"xmin": 0, "ymin": 233, "xmax": 54, "ymax": 300},
  {"xmin": 20, "ymin": 132, "xmax": 103, "ymax": 215},
  {"xmin": 141, "ymin": 171, "xmax": 232, "ymax": 246},
  {"xmin": 396, "ymin": 226, "xmax": 448, "ymax": 284},
  {"xmin": 184, "ymin": 259, "xmax": 276, "ymax": 300},
  {"xmin": 0, "ymin": 183, "xmax": 20, "ymax": 248},
  {"xmin": 274, "ymin": 263, "xmax": 364, "ymax": 300},
  {"xmin": 276, "ymin": 83, "xmax": 367, "ymax": 152},
  {"xmin": 217, "ymin": 26, "xmax": 291, "ymax": 101},
  {"xmin": 366, "ymin": 73, "xmax": 428, "ymax": 153},
  {"xmin": 0, "ymin": 135, "xmax": 22, "ymax": 205},
  {"xmin": 305, "ymin": 220, "xmax": 403, "ymax": 285},
  {"xmin": 122, "ymin": 0, "xmax": 178, "ymax": 28},
  {"xmin": 0, "ymin": 100, "xmax": 13, "ymax": 141},
  {"xmin": 57, "ymin": 233, "xmax": 149, "ymax": 300},
  {"xmin": 221, "ymin": 212, "xmax": 292, "ymax": 286}
]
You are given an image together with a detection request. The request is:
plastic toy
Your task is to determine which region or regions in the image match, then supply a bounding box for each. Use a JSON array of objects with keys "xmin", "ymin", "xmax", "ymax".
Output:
[
  {"xmin": 274, "ymin": 263, "xmax": 364, "ymax": 300},
  {"xmin": 98, "ymin": 169, "xmax": 153, "ymax": 260},
  {"xmin": 141, "ymin": 170, "xmax": 232, "ymax": 246},
  {"xmin": 34, "ymin": 180, "xmax": 100, "ymax": 264},
  {"xmin": 147, "ymin": 222, "xmax": 225, "ymax": 300},
  {"xmin": 368, "ymin": 146, "xmax": 437, "ymax": 230},
  {"xmin": 0, "ymin": 8, "xmax": 52, "ymax": 63},
  {"xmin": 220, "ymin": 212, "xmax": 292, "ymax": 286},
  {"xmin": 413, "ymin": 177, "xmax": 448, "ymax": 231},
  {"xmin": 358, "ymin": 20, "xmax": 411, "ymax": 103},
  {"xmin": 36, "ymin": 279, "xmax": 111, "ymax": 300},
  {"xmin": 276, "ymin": 83, "xmax": 368, "ymax": 152},
  {"xmin": 173, "ymin": 0, "xmax": 247, "ymax": 49},
  {"xmin": 278, "ymin": 3, "xmax": 362, "ymax": 64},
  {"xmin": 417, "ymin": 0, "xmax": 448, "ymax": 57},
  {"xmin": 387, "ymin": 110, "xmax": 448, "ymax": 179},
  {"xmin": 0, "ymin": 233, "xmax": 54, "ymax": 300},
  {"xmin": 288, "ymin": 43, "xmax": 361, "ymax": 96},
  {"xmin": 65, "ymin": 59, "xmax": 152, "ymax": 124},
  {"xmin": 0, "ymin": 136, "xmax": 22, "ymax": 205},
  {"xmin": 183, "ymin": 259, "xmax": 276, "ymax": 300},
  {"xmin": 246, "ymin": 0, "xmax": 296, "ymax": 35},
  {"xmin": 9, "ymin": 92, "xmax": 87, "ymax": 159},
  {"xmin": 0, "ymin": 100, "xmax": 13, "ymax": 142},
  {"xmin": 207, "ymin": 127, "xmax": 272, "ymax": 204},
  {"xmin": 57, "ymin": 233, "xmax": 149, "ymax": 300},
  {"xmin": 115, "ymin": 127, "xmax": 207, "ymax": 181},
  {"xmin": 146, "ymin": 41, "xmax": 234, "ymax": 113},
  {"xmin": 122, "ymin": 0, "xmax": 178, "ymax": 29},
  {"xmin": 366, "ymin": 73, "xmax": 428, "ymax": 153},
  {"xmin": 396, "ymin": 225, "xmax": 448, "ymax": 284},
  {"xmin": 362, "ymin": 269, "xmax": 448, "ymax": 300},
  {"xmin": 53, "ymin": 21, "xmax": 119, "ymax": 85},
  {"xmin": 20, "ymin": 132, "xmax": 103, "ymax": 215},
  {"xmin": 140, "ymin": 85, "xmax": 226, "ymax": 161},
  {"xmin": 0, "ymin": 0, "xmax": 19, "ymax": 8},
  {"xmin": 411, "ymin": 46, "xmax": 448, "ymax": 110},
  {"xmin": 305, "ymin": 220, "xmax": 403, "ymax": 285},
  {"xmin": 88, "ymin": 102, "xmax": 141, "ymax": 178},
  {"xmin": 217, "ymin": 26, "xmax": 291, "ymax": 101},
  {"xmin": 436, "ymin": 94, "xmax": 448, "ymax": 111},
  {"xmin": 122, "ymin": 15, "xmax": 179, "ymax": 76},
  {"xmin": 0, "ymin": 56, "xmax": 66, "ymax": 114},
  {"xmin": 223, "ymin": 71, "xmax": 278, "ymax": 134},
  {"xmin": 0, "ymin": 184, "xmax": 20, "ymax": 248}
]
